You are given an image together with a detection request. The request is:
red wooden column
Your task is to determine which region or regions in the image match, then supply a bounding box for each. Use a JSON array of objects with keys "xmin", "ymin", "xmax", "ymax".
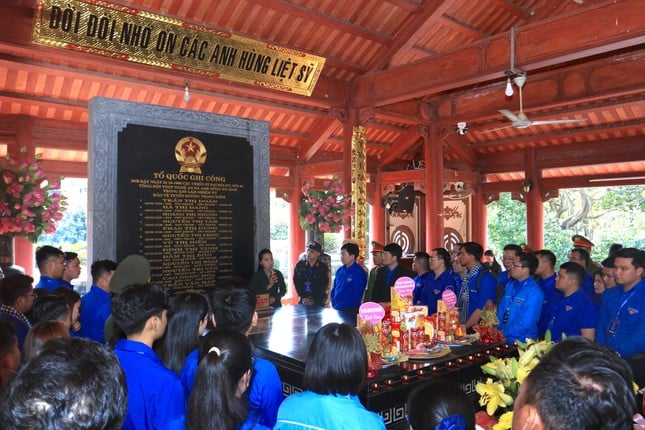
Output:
[
  {"xmin": 370, "ymin": 170, "xmax": 385, "ymax": 245},
  {"xmin": 13, "ymin": 115, "xmax": 35, "ymax": 275},
  {"xmin": 471, "ymin": 182, "xmax": 487, "ymax": 246},
  {"xmin": 525, "ymin": 148, "xmax": 544, "ymax": 249},
  {"xmin": 288, "ymin": 165, "xmax": 304, "ymax": 304},
  {"xmin": 424, "ymin": 125, "xmax": 443, "ymax": 250}
]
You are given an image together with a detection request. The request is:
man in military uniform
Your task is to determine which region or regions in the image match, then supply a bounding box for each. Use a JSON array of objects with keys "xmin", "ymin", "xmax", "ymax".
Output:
[{"xmin": 293, "ymin": 241, "xmax": 329, "ymax": 306}]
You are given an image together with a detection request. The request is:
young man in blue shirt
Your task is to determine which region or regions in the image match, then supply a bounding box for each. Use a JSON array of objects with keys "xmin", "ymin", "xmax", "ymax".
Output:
[
  {"xmin": 497, "ymin": 252, "xmax": 544, "ymax": 345},
  {"xmin": 549, "ymin": 262, "xmax": 598, "ymax": 342},
  {"xmin": 34, "ymin": 245, "xmax": 65, "ymax": 291},
  {"xmin": 596, "ymin": 247, "xmax": 645, "ymax": 358},
  {"xmin": 455, "ymin": 242, "xmax": 497, "ymax": 328},
  {"xmin": 112, "ymin": 282, "xmax": 185, "ymax": 430},
  {"xmin": 534, "ymin": 249, "xmax": 562, "ymax": 338},
  {"xmin": 331, "ymin": 242, "xmax": 367, "ymax": 316},
  {"xmin": 80, "ymin": 259, "xmax": 117, "ymax": 343}
]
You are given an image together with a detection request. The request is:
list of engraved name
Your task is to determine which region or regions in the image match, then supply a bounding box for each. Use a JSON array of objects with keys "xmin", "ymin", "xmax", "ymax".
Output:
[{"xmin": 130, "ymin": 174, "xmax": 244, "ymax": 290}]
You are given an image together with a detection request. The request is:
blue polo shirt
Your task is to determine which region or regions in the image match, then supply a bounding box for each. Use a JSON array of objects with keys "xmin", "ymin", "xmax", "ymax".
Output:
[
  {"xmin": 497, "ymin": 276, "xmax": 544, "ymax": 345},
  {"xmin": 80, "ymin": 285, "xmax": 111, "ymax": 343},
  {"xmin": 596, "ymin": 278, "xmax": 645, "ymax": 358},
  {"xmin": 181, "ymin": 350, "xmax": 283, "ymax": 428},
  {"xmin": 34, "ymin": 276, "xmax": 64, "ymax": 292},
  {"xmin": 114, "ymin": 339, "xmax": 185, "ymax": 430},
  {"xmin": 412, "ymin": 271, "xmax": 433, "ymax": 306},
  {"xmin": 548, "ymin": 289, "xmax": 598, "ymax": 342},
  {"xmin": 331, "ymin": 262, "xmax": 367, "ymax": 311},
  {"xmin": 537, "ymin": 274, "xmax": 563, "ymax": 338},
  {"xmin": 414, "ymin": 270, "xmax": 458, "ymax": 314}
]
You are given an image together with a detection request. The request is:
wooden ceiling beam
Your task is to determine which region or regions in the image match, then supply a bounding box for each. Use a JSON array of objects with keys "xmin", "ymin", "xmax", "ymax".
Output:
[
  {"xmin": 354, "ymin": 0, "xmax": 645, "ymax": 107},
  {"xmin": 301, "ymin": 160, "xmax": 344, "ymax": 178},
  {"xmin": 439, "ymin": 15, "xmax": 489, "ymax": 40},
  {"xmin": 377, "ymin": 0, "xmax": 459, "ymax": 70},
  {"xmin": 439, "ymin": 50, "xmax": 645, "ymax": 123},
  {"xmin": 379, "ymin": 127, "xmax": 423, "ymax": 166},
  {"xmin": 384, "ymin": 0, "xmax": 424, "ymax": 14},
  {"xmin": 298, "ymin": 117, "xmax": 341, "ymax": 162},
  {"xmin": 261, "ymin": 0, "xmax": 392, "ymax": 45},
  {"xmin": 489, "ymin": 0, "xmax": 533, "ymax": 19},
  {"xmin": 478, "ymin": 136, "xmax": 645, "ymax": 174},
  {"xmin": 442, "ymin": 133, "xmax": 477, "ymax": 169}
]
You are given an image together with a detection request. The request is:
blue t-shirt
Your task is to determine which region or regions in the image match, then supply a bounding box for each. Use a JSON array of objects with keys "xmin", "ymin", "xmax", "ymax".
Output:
[
  {"xmin": 412, "ymin": 271, "xmax": 433, "ymax": 306},
  {"xmin": 181, "ymin": 350, "xmax": 283, "ymax": 428},
  {"xmin": 331, "ymin": 262, "xmax": 368, "ymax": 311},
  {"xmin": 537, "ymin": 274, "xmax": 562, "ymax": 338},
  {"xmin": 80, "ymin": 285, "xmax": 111, "ymax": 343},
  {"xmin": 596, "ymin": 278, "xmax": 645, "ymax": 358},
  {"xmin": 548, "ymin": 289, "xmax": 598, "ymax": 342},
  {"xmin": 275, "ymin": 391, "xmax": 385, "ymax": 430},
  {"xmin": 114, "ymin": 339, "xmax": 185, "ymax": 430},
  {"xmin": 497, "ymin": 277, "xmax": 544, "ymax": 345},
  {"xmin": 414, "ymin": 270, "xmax": 458, "ymax": 314},
  {"xmin": 463, "ymin": 267, "xmax": 497, "ymax": 319},
  {"xmin": 34, "ymin": 276, "xmax": 64, "ymax": 292}
]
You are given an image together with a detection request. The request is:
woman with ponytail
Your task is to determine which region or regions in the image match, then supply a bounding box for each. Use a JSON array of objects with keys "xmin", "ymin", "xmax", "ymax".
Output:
[{"xmin": 186, "ymin": 328, "xmax": 268, "ymax": 430}]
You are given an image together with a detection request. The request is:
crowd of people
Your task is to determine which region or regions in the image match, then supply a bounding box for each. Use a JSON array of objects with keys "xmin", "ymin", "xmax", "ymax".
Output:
[{"xmin": 0, "ymin": 235, "xmax": 643, "ymax": 429}]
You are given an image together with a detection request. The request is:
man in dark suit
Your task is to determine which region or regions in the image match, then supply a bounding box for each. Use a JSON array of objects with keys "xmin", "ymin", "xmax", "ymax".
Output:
[{"xmin": 369, "ymin": 243, "xmax": 413, "ymax": 303}]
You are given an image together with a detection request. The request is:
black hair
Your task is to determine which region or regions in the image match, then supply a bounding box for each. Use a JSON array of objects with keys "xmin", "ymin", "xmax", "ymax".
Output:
[
  {"xmin": 304, "ymin": 322, "xmax": 367, "ymax": 396},
  {"xmin": 156, "ymin": 292, "xmax": 209, "ymax": 375},
  {"xmin": 35, "ymin": 245, "xmax": 64, "ymax": 271},
  {"xmin": 31, "ymin": 295, "xmax": 69, "ymax": 325},
  {"xmin": 535, "ymin": 249, "xmax": 557, "ymax": 268},
  {"xmin": 208, "ymin": 283, "xmax": 256, "ymax": 334},
  {"xmin": 53, "ymin": 287, "xmax": 81, "ymax": 309},
  {"xmin": 383, "ymin": 243, "xmax": 403, "ymax": 260},
  {"xmin": 503, "ymin": 244, "xmax": 523, "ymax": 255},
  {"xmin": 559, "ymin": 262, "xmax": 585, "ymax": 287},
  {"xmin": 0, "ymin": 337, "xmax": 127, "ymax": 430},
  {"xmin": 615, "ymin": 247, "xmax": 645, "ymax": 270},
  {"xmin": 63, "ymin": 252, "xmax": 78, "ymax": 263},
  {"xmin": 461, "ymin": 242, "xmax": 484, "ymax": 261},
  {"xmin": 186, "ymin": 329, "xmax": 253, "ymax": 430},
  {"xmin": 257, "ymin": 249, "xmax": 273, "ymax": 269},
  {"xmin": 407, "ymin": 379, "xmax": 476, "ymax": 430},
  {"xmin": 91, "ymin": 259, "xmax": 118, "ymax": 284},
  {"xmin": 608, "ymin": 243, "xmax": 623, "ymax": 258},
  {"xmin": 413, "ymin": 251, "xmax": 430, "ymax": 271},
  {"xmin": 21, "ymin": 320, "xmax": 69, "ymax": 365},
  {"xmin": 341, "ymin": 242, "xmax": 360, "ymax": 259},
  {"xmin": 0, "ymin": 274, "xmax": 33, "ymax": 306},
  {"xmin": 519, "ymin": 337, "xmax": 636, "ymax": 430},
  {"xmin": 111, "ymin": 283, "xmax": 169, "ymax": 336},
  {"xmin": 518, "ymin": 252, "xmax": 539, "ymax": 276},
  {"xmin": 601, "ymin": 256, "xmax": 616, "ymax": 269},
  {"xmin": 433, "ymin": 248, "xmax": 452, "ymax": 270}
]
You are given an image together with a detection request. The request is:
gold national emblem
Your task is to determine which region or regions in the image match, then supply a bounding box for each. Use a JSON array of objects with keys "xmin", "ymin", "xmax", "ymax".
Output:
[{"xmin": 175, "ymin": 137, "xmax": 207, "ymax": 173}]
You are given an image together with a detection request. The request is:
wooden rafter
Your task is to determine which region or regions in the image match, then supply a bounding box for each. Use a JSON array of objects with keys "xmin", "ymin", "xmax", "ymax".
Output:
[{"xmin": 298, "ymin": 117, "xmax": 341, "ymax": 162}]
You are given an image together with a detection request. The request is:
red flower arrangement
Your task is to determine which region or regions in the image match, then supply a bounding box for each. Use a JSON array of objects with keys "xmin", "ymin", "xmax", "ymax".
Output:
[
  {"xmin": 299, "ymin": 176, "xmax": 351, "ymax": 233},
  {"xmin": 0, "ymin": 149, "xmax": 66, "ymax": 242}
]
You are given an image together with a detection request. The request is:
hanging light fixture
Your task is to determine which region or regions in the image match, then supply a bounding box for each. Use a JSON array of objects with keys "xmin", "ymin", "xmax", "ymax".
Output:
[
  {"xmin": 504, "ymin": 77, "xmax": 514, "ymax": 97},
  {"xmin": 183, "ymin": 81, "xmax": 191, "ymax": 102}
]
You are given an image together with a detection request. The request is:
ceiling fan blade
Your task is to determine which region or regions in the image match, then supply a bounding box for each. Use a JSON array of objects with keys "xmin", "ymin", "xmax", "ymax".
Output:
[
  {"xmin": 499, "ymin": 109, "xmax": 520, "ymax": 122},
  {"xmin": 530, "ymin": 118, "xmax": 588, "ymax": 125},
  {"xmin": 481, "ymin": 124, "xmax": 514, "ymax": 134}
]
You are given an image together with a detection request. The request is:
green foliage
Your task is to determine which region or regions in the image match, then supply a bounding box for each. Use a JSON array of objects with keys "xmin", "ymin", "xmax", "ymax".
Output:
[
  {"xmin": 39, "ymin": 207, "xmax": 86, "ymax": 245},
  {"xmin": 487, "ymin": 186, "xmax": 645, "ymax": 263},
  {"xmin": 270, "ymin": 223, "xmax": 288, "ymax": 240}
]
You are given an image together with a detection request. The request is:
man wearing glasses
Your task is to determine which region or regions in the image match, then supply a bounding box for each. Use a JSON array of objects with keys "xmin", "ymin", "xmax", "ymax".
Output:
[
  {"xmin": 497, "ymin": 252, "xmax": 544, "ymax": 345},
  {"xmin": 0, "ymin": 274, "xmax": 35, "ymax": 351},
  {"xmin": 497, "ymin": 244, "xmax": 523, "ymax": 304}
]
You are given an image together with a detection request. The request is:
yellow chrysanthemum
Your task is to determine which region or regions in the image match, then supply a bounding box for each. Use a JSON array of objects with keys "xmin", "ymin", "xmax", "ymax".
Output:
[{"xmin": 493, "ymin": 411, "xmax": 513, "ymax": 430}]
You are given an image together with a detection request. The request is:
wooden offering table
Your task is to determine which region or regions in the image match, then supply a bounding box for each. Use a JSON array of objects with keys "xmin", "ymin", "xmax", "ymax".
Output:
[{"xmin": 249, "ymin": 305, "xmax": 514, "ymax": 429}]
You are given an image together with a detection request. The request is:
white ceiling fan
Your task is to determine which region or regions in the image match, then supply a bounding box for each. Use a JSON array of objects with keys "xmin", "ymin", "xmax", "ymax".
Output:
[{"xmin": 493, "ymin": 74, "xmax": 587, "ymax": 131}]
